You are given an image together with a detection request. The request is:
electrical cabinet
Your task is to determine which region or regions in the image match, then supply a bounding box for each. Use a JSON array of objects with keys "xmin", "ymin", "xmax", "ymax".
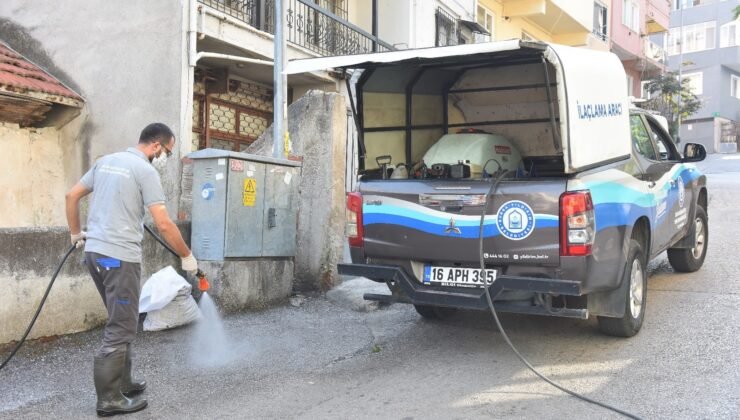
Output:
[{"xmin": 189, "ymin": 149, "xmax": 301, "ymax": 260}]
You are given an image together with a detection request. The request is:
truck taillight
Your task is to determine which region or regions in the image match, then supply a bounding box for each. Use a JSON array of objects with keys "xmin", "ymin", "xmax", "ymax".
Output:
[
  {"xmin": 346, "ymin": 192, "xmax": 364, "ymax": 248},
  {"xmin": 560, "ymin": 191, "xmax": 594, "ymax": 257}
]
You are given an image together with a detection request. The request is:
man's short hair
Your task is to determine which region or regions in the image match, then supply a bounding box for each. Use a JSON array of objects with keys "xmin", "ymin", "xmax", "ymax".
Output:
[{"xmin": 139, "ymin": 123, "xmax": 175, "ymax": 145}]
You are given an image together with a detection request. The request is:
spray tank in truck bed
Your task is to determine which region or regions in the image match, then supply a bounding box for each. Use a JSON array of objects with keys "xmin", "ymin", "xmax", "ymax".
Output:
[{"xmin": 422, "ymin": 132, "xmax": 522, "ymax": 178}]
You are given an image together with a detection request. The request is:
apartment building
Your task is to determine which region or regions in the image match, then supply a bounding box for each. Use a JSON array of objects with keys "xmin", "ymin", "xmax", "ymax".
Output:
[
  {"xmin": 610, "ymin": 0, "xmax": 671, "ymax": 98},
  {"xmin": 665, "ymin": 0, "xmax": 739, "ymax": 153},
  {"xmin": 377, "ymin": 1, "xmax": 610, "ymax": 51},
  {"xmin": 192, "ymin": 0, "xmax": 391, "ymax": 152}
]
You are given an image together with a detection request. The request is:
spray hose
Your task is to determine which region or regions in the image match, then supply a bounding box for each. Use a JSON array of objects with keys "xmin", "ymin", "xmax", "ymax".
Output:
[
  {"xmin": 477, "ymin": 172, "xmax": 642, "ymax": 420},
  {"xmin": 142, "ymin": 224, "xmax": 209, "ymax": 292},
  {"xmin": 0, "ymin": 244, "xmax": 76, "ymax": 372},
  {"xmin": 1, "ymin": 226, "xmax": 207, "ymax": 373}
]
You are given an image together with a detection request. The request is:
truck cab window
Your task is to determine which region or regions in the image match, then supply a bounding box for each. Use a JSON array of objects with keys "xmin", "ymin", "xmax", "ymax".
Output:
[
  {"xmin": 630, "ymin": 115, "xmax": 657, "ymax": 160},
  {"xmin": 646, "ymin": 119, "xmax": 678, "ymax": 161}
]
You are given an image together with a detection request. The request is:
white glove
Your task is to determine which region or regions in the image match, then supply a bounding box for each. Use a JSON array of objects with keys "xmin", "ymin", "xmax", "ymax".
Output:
[
  {"xmin": 70, "ymin": 231, "xmax": 87, "ymax": 249},
  {"xmin": 181, "ymin": 253, "xmax": 198, "ymax": 273}
]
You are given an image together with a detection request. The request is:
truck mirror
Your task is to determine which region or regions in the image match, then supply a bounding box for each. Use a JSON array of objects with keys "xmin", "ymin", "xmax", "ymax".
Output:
[{"xmin": 682, "ymin": 143, "xmax": 706, "ymax": 163}]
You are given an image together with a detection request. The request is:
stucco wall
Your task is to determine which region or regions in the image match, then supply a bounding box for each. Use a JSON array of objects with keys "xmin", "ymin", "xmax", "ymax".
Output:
[
  {"xmin": 378, "ymin": 0, "xmax": 411, "ymax": 48},
  {"xmin": 0, "ymin": 0, "xmax": 187, "ymax": 221},
  {"xmin": 610, "ymin": 0, "xmax": 643, "ymax": 57},
  {"xmin": 0, "ymin": 224, "xmax": 189, "ymax": 345},
  {"xmin": 0, "ymin": 123, "xmax": 67, "ymax": 227}
]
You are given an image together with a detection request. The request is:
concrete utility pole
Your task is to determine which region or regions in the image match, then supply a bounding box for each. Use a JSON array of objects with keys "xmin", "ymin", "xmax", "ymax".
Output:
[{"xmin": 273, "ymin": 0, "xmax": 288, "ymax": 158}]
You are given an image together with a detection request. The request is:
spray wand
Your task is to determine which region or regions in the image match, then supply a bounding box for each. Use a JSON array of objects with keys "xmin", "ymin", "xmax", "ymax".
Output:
[{"xmin": 143, "ymin": 224, "xmax": 210, "ymax": 293}]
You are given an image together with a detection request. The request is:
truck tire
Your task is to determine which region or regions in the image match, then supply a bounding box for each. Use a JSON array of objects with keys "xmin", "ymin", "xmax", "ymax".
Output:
[
  {"xmin": 597, "ymin": 239, "xmax": 647, "ymax": 337},
  {"xmin": 667, "ymin": 206, "xmax": 708, "ymax": 273},
  {"xmin": 414, "ymin": 304, "xmax": 456, "ymax": 320}
]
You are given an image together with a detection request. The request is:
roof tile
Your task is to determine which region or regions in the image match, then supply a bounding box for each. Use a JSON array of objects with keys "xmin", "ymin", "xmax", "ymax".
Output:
[{"xmin": 0, "ymin": 41, "xmax": 82, "ymax": 101}]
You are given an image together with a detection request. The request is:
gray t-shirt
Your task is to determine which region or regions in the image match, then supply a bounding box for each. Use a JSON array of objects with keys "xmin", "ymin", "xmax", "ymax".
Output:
[{"xmin": 80, "ymin": 147, "xmax": 166, "ymax": 262}]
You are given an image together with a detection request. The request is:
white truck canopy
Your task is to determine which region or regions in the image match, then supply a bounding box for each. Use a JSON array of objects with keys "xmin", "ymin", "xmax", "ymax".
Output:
[{"xmin": 286, "ymin": 40, "xmax": 630, "ymax": 173}]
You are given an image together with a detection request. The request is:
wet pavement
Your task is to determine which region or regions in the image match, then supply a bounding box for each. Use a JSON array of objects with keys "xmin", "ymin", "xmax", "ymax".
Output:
[{"xmin": 1, "ymin": 153, "xmax": 738, "ymax": 419}]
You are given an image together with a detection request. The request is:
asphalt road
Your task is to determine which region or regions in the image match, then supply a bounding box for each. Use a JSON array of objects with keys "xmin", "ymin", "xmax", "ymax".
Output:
[{"xmin": 1, "ymin": 154, "xmax": 738, "ymax": 419}]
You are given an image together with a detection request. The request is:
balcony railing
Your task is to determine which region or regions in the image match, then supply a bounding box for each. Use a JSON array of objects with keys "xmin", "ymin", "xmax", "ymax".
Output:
[
  {"xmin": 645, "ymin": 39, "xmax": 666, "ymax": 64},
  {"xmin": 199, "ymin": 0, "xmax": 394, "ymax": 56},
  {"xmin": 592, "ymin": 28, "xmax": 608, "ymax": 43}
]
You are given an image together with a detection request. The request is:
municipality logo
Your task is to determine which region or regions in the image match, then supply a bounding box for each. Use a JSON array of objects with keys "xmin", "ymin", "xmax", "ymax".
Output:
[
  {"xmin": 677, "ymin": 176, "xmax": 685, "ymax": 208},
  {"xmin": 496, "ymin": 200, "xmax": 535, "ymax": 240}
]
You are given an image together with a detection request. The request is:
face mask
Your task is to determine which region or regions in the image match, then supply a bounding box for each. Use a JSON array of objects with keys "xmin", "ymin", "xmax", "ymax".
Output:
[{"xmin": 152, "ymin": 152, "xmax": 168, "ymax": 170}]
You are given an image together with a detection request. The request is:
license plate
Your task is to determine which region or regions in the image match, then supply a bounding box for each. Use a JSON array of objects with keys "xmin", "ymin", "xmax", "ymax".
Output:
[{"xmin": 423, "ymin": 266, "xmax": 496, "ymax": 288}]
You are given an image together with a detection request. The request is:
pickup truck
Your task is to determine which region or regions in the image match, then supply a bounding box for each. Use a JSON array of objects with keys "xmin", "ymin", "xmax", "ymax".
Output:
[{"xmin": 288, "ymin": 40, "xmax": 708, "ymax": 337}]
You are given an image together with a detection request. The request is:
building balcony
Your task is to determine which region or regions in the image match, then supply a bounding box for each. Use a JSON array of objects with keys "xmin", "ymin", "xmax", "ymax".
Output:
[
  {"xmin": 644, "ymin": 39, "xmax": 666, "ymax": 65},
  {"xmin": 501, "ymin": 0, "xmax": 591, "ymax": 35},
  {"xmin": 645, "ymin": 0, "xmax": 670, "ymax": 35},
  {"xmin": 199, "ymin": 0, "xmax": 393, "ymax": 57}
]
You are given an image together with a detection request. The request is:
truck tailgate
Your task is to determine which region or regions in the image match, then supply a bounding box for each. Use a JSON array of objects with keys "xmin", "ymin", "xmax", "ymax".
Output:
[{"xmin": 359, "ymin": 179, "xmax": 565, "ymax": 266}]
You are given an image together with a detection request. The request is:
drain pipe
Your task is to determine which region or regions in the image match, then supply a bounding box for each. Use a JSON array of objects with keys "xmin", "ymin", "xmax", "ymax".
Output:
[
  {"xmin": 188, "ymin": 0, "xmax": 198, "ymax": 67},
  {"xmin": 194, "ymin": 52, "xmax": 273, "ymax": 67}
]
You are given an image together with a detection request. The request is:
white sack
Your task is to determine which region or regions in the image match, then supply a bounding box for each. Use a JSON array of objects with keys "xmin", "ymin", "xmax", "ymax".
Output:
[
  {"xmin": 139, "ymin": 266, "xmax": 191, "ymax": 313},
  {"xmin": 143, "ymin": 289, "xmax": 202, "ymax": 332}
]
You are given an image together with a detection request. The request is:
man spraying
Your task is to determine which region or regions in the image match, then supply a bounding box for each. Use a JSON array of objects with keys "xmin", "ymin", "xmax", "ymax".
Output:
[{"xmin": 65, "ymin": 123, "xmax": 198, "ymax": 416}]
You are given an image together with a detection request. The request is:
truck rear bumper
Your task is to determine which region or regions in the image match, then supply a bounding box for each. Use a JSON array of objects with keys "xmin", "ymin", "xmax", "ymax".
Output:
[{"xmin": 338, "ymin": 263, "xmax": 588, "ymax": 319}]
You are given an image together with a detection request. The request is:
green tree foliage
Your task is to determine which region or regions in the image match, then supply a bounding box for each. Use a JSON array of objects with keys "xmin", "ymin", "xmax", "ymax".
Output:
[
  {"xmin": 734, "ymin": 5, "xmax": 739, "ymax": 20},
  {"xmin": 642, "ymin": 72, "xmax": 702, "ymax": 141}
]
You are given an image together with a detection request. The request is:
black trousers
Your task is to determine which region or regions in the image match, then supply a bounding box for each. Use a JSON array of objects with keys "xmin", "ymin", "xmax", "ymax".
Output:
[{"xmin": 85, "ymin": 252, "xmax": 141, "ymax": 357}]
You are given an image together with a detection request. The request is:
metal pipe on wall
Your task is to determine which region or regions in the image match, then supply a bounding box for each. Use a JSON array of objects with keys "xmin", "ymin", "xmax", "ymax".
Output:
[
  {"xmin": 372, "ymin": 0, "xmax": 378, "ymax": 52},
  {"xmin": 194, "ymin": 52, "xmax": 273, "ymax": 67}
]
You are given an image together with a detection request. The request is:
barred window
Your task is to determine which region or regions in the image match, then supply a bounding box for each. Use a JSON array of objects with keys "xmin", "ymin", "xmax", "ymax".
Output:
[{"xmin": 435, "ymin": 7, "xmax": 460, "ymax": 47}]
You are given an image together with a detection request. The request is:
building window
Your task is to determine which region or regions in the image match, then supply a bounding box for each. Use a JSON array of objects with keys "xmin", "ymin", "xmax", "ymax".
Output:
[
  {"xmin": 476, "ymin": 4, "xmax": 495, "ymax": 42},
  {"xmin": 436, "ymin": 7, "xmax": 460, "ymax": 46},
  {"xmin": 522, "ymin": 31, "xmax": 537, "ymax": 41},
  {"xmin": 627, "ymin": 74, "xmax": 634, "ymax": 96},
  {"xmin": 622, "ymin": 0, "xmax": 639, "ymax": 32},
  {"xmin": 720, "ymin": 21, "xmax": 738, "ymax": 48},
  {"xmin": 673, "ymin": 0, "xmax": 710, "ymax": 10},
  {"xmin": 731, "ymin": 75, "xmax": 740, "ymax": 100},
  {"xmin": 682, "ymin": 72, "xmax": 703, "ymax": 95},
  {"xmin": 641, "ymin": 80, "xmax": 654, "ymax": 99},
  {"xmin": 666, "ymin": 21, "xmax": 716, "ymax": 55},
  {"xmin": 593, "ymin": 2, "xmax": 608, "ymax": 41}
]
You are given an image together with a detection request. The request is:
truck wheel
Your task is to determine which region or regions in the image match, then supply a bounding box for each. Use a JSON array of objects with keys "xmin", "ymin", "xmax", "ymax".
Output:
[
  {"xmin": 667, "ymin": 206, "xmax": 708, "ymax": 273},
  {"xmin": 597, "ymin": 239, "xmax": 647, "ymax": 337},
  {"xmin": 414, "ymin": 304, "xmax": 456, "ymax": 320}
]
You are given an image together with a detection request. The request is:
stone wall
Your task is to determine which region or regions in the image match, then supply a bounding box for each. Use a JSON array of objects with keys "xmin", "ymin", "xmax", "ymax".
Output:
[{"xmin": 246, "ymin": 90, "xmax": 348, "ymax": 290}]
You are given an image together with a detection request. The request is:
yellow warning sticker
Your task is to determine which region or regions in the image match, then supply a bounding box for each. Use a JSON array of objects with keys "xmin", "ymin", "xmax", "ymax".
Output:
[{"xmin": 243, "ymin": 178, "xmax": 256, "ymax": 207}]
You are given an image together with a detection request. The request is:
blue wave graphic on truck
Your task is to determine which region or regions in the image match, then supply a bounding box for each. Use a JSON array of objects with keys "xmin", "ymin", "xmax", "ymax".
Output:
[
  {"xmin": 362, "ymin": 166, "xmax": 700, "ymax": 239},
  {"xmin": 363, "ymin": 199, "xmax": 558, "ymax": 239}
]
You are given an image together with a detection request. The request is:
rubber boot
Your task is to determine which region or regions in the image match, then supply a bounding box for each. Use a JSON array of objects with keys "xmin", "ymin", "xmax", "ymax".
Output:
[
  {"xmin": 94, "ymin": 351, "xmax": 148, "ymax": 417},
  {"xmin": 121, "ymin": 344, "xmax": 146, "ymax": 397}
]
